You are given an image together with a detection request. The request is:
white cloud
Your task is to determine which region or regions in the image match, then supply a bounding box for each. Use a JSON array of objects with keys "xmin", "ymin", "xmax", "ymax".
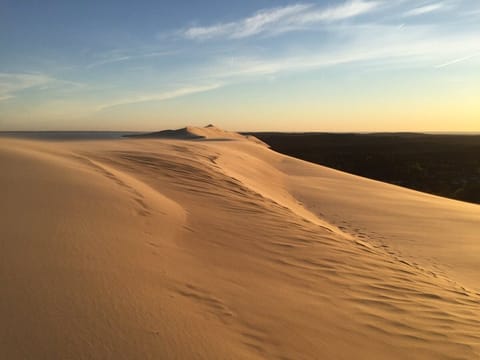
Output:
[
  {"xmin": 97, "ymin": 83, "xmax": 222, "ymax": 111},
  {"xmin": 296, "ymin": 0, "xmax": 380, "ymax": 23},
  {"xmin": 435, "ymin": 53, "xmax": 480, "ymax": 68},
  {"xmin": 87, "ymin": 50, "xmax": 176, "ymax": 69},
  {"xmin": 184, "ymin": 4, "xmax": 312, "ymax": 40},
  {"xmin": 184, "ymin": 24, "xmax": 235, "ymax": 40},
  {"xmin": 403, "ymin": 2, "xmax": 447, "ymax": 16},
  {"xmin": 147, "ymin": 21, "xmax": 480, "ymax": 106},
  {"xmin": 232, "ymin": 4, "xmax": 312, "ymax": 38},
  {"xmin": 0, "ymin": 73, "xmax": 52, "ymax": 102},
  {"xmin": 183, "ymin": 1, "xmax": 380, "ymax": 40},
  {"xmin": 203, "ymin": 24, "xmax": 480, "ymax": 80}
]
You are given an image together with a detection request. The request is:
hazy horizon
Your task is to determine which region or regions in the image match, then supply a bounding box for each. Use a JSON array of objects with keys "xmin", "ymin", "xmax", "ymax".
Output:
[
  {"xmin": 1, "ymin": 0, "xmax": 480, "ymax": 132},
  {"xmin": 2, "ymin": 128, "xmax": 480, "ymax": 135}
]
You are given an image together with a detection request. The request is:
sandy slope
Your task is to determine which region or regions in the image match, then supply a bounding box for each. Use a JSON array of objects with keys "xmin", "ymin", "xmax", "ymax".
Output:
[{"xmin": 1, "ymin": 127, "xmax": 479, "ymax": 359}]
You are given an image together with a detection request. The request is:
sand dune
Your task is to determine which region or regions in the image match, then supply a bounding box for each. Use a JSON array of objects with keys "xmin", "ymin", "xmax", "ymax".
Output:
[
  {"xmin": 1, "ymin": 128, "xmax": 479, "ymax": 359},
  {"xmin": 128, "ymin": 124, "xmax": 269, "ymax": 147}
]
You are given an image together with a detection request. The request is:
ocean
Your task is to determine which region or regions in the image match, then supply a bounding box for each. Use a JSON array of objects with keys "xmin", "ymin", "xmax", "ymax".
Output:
[{"xmin": 0, "ymin": 131, "xmax": 140, "ymax": 141}]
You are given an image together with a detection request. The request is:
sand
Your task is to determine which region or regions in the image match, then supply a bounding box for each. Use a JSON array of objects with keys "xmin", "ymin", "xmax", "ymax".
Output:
[{"xmin": 1, "ymin": 126, "xmax": 479, "ymax": 359}]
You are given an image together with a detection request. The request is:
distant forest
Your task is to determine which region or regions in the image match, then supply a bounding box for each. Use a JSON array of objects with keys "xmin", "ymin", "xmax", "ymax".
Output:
[{"xmin": 248, "ymin": 132, "xmax": 480, "ymax": 205}]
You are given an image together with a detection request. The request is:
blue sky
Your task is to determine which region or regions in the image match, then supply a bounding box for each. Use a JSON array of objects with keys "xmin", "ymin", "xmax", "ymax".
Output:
[{"xmin": 1, "ymin": 0, "xmax": 479, "ymax": 131}]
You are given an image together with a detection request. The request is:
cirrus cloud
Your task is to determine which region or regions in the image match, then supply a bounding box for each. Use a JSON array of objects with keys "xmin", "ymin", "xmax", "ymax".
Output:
[
  {"xmin": 183, "ymin": 0, "xmax": 381, "ymax": 40},
  {"xmin": 0, "ymin": 73, "xmax": 52, "ymax": 102}
]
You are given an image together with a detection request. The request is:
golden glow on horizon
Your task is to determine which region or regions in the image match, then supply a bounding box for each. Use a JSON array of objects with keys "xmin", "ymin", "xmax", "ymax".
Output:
[{"xmin": 4, "ymin": 101, "xmax": 477, "ymax": 132}]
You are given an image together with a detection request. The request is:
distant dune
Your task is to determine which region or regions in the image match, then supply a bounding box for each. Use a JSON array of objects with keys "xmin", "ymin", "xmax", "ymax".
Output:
[
  {"xmin": 127, "ymin": 124, "xmax": 268, "ymax": 146},
  {"xmin": 1, "ymin": 126, "xmax": 480, "ymax": 359}
]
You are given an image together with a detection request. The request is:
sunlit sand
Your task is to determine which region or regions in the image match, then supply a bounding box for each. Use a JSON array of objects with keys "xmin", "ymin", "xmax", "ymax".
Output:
[{"xmin": 1, "ymin": 126, "xmax": 479, "ymax": 359}]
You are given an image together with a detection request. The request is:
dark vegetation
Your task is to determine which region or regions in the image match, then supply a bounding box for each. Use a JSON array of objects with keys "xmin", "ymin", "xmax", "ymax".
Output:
[{"xmin": 246, "ymin": 132, "xmax": 480, "ymax": 205}]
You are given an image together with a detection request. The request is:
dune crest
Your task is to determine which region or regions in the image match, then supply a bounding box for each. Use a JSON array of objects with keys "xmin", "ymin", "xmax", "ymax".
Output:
[
  {"xmin": 128, "ymin": 124, "xmax": 268, "ymax": 146},
  {"xmin": 1, "ymin": 136, "xmax": 480, "ymax": 359}
]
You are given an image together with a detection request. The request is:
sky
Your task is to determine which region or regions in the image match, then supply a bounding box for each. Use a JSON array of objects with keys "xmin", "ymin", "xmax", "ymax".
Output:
[{"xmin": 1, "ymin": 0, "xmax": 479, "ymax": 132}]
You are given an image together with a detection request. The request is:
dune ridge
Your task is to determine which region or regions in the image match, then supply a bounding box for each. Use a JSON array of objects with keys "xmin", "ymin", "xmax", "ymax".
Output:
[
  {"xmin": 127, "ymin": 124, "xmax": 269, "ymax": 146},
  {"xmin": 1, "ymin": 128, "xmax": 480, "ymax": 359}
]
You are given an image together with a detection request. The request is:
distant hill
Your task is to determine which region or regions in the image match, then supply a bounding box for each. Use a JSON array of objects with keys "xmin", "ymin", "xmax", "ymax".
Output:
[{"xmin": 126, "ymin": 124, "xmax": 268, "ymax": 146}]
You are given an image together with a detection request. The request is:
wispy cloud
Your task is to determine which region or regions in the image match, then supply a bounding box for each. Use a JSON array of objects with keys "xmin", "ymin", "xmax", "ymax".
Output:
[
  {"xmin": 183, "ymin": 1, "xmax": 380, "ymax": 40},
  {"xmin": 202, "ymin": 23, "xmax": 480, "ymax": 79},
  {"xmin": 295, "ymin": 0, "xmax": 380, "ymax": 23},
  {"xmin": 87, "ymin": 50, "xmax": 176, "ymax": 69},
  {"xmin": 0, "ymin": 73, "xmax": 52, "ymax": 102},
  {"xmin": 97, "ymin": 83, "xmax": 222, "ymax": 111},
  {"xmin": 183, "ymin": 4, "xmax": 311, "ymax": 40},
  {"xmin": 101, "ymin": 20, "xmax": 480, "ymax": 111},
  {"xmin": 403, "ymin": 2, "xmax": 448, "ymax": 17},
  {"xmin": 435, "ymin": 52, "xmax": 480, "ymax": 68}
]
